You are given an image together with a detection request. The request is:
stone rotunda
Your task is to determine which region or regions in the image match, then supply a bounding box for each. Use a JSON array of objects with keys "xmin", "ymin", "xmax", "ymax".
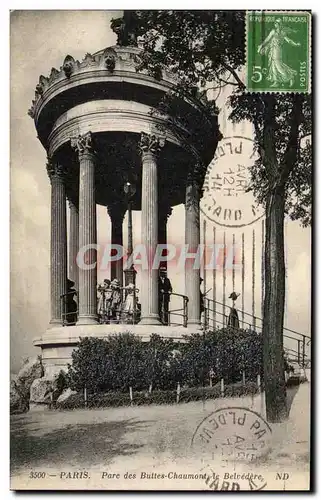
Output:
[{"xmin": 29, "ymin": 13, "xmax": 220, "ymax": 375}]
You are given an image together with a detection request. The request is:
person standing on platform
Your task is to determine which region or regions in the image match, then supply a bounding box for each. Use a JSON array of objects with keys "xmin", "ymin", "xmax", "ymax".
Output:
[
  {"xmin": 200, "ymin": 277, "xmax": 205, "ymax": 318},
  {"xmin": 65, "ymin": 279, "xmax": 77, "ymax": 325},
  {"xmin": 228, "ymin": 292, "xmax": 240, "ymax": 330},
  {"xmin": 111, "ymin": 278, "xmax": 122, "ymax": 323},
  {"xmin": 122, "ymin": 283, "xmax": 139, "ymax": 324},
  {"xmin": 158, "ymin": 267, "xmax": 172, "ymax": 325},
  {"xmin": 97, "ymin": 278, "xmax": 111, "ymax": 324}
]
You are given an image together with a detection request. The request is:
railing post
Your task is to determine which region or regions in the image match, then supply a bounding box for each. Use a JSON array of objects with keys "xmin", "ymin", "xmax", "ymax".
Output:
[
  {"xmin": 206, "ymin": 299, "xmax": 210, "ymax": 331},
  {"xmin": 297, "ymin": 339, "xmax": 301, "ymax": 365},
  {"xmin": 84, "ymin": 386, "xmax": 87, "ymax": 408},
  {"xmin": 302, "ymin": 336, "xmax": 306, "ymax": 367},
  {"xmin": 220, "ymin": 378, "xmax": 224, "ymax": 398},
  {"xmin": 257, "ymin": 374, "xmax": 261, "ymax": 391},
  {"xmin": 159, "ymin": 292, "xmax": 164, "ymax": 325},
  {"xmin": 182, "ymin": 298, "xmax": 185, "ymax": 327},
  {"xmin": 61, "ymin": 294, "xmax": 66, "ymax": 326},
  {"xmin": 184, "ymin": 297, "xmax": 188, "ymax": 327},
  {"xmin": 176, "ymin": 382, "xmax": 181, "ymax": 404}
]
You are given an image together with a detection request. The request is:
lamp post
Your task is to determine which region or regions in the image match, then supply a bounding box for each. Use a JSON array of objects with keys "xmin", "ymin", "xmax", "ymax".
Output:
[{"xmin": 123, "ymin": 181, "xmax": 137, "ymax": 286}]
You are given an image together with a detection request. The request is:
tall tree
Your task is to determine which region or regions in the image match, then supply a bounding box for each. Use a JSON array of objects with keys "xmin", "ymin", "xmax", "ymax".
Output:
[{"xmin": 130, "ymin": 10, "xmax": 311, "ymax": 422}]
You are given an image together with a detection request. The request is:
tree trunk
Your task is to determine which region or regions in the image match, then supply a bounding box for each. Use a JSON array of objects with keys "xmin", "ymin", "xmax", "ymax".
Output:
[{"xmin": 263, "ymin": 185, "xmax": 287, "ymax": 422}]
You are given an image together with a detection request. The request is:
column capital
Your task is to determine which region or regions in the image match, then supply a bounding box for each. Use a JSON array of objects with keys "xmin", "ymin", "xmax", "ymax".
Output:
[
  {"xmin": 46, "ymin": 157, "xmax": 64, "ymax": 183},
  {"xmin": 139, "ymin": 132, "xmax": 165, "ymax": 160},
  {"xmin": 71, "ymin": 131, "xmax": 96, "ymax": 160}
]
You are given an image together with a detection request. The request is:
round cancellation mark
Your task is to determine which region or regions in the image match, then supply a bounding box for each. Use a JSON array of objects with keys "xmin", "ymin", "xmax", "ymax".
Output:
[
  {"xmin": 191, "ymin": 406, "xmax": 272, "ymax": 464},
  {"xmin": 200, "ymin": 136, "xmax": 265, "ymax": 228}
]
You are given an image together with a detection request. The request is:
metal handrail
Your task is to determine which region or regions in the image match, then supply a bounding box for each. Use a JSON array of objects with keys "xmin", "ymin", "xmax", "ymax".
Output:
[
  {"xmin": 204, "ymin": 297, "xmax": 310, "ymax": 340},
  {"xmin": 202, "ymin": 297, "xmax": 311, "ymax": 368},
  {"xmin": 61, "ymin": 288, "xmax": 189, "ymax": 327},
  {"xmin": 60, "ymin": 286, "xmax": 141, "ymax": 326},
  {"xmin": 166, "ymin": 292, "xmax": 189, "ymax": 328},
  {"xmin": 60, "ymin": 291, "xmax": 78, "ymax": 326}
]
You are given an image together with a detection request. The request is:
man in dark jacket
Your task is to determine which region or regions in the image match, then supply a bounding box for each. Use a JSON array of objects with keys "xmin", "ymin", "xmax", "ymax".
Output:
[
  {"xmin": 200, "ymin": 277, "xmax": 205, "ymax": 316},
  {"xmin": 65, "ymin": 279, "xmax": 77, "ymax": 325},
  {"xmin": 158, "ymin": 267, "xmax": 172, "ymax": 324}
]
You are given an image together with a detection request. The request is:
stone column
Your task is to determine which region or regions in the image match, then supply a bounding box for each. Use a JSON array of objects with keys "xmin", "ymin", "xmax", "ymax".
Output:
[
  {"xmin": 47, "ymin": 159, "xmax": 67, "ymax": 325},
  {"xmin": 139, "ymin": 133, "xmax": 164, "ymax": 325},
  {"xmin": 68, "ymin": 198, "xmax": 79, "ymax": 291},
  {"xmin": 108, "ymin": 203, "xmax": 125, "ymax": 286},
  {"xmin": 71, "ymin": 132, "xmax": 98, "ymax": 324},
  {"xmin": 158, "ymin": 205, "xmax": 172, "ymax": 270},
  {"xmin": 185, "ymin": 174, "xmax": 201, "ymax": 327}
]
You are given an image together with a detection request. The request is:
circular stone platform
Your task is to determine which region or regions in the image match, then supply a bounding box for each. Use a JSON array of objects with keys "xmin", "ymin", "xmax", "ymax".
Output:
[
  {"xmin": 29, "ymin": 14, "xmax": 219, "ymax": 374},
  {"xmin": 34, "ymin": 325, "xmax": 200, "ymax": 376}
]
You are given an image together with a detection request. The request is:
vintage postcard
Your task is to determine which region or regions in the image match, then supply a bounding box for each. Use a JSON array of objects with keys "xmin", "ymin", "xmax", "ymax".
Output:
[{"xmin": 10, "ymin": 10, "xmax": 312, "ymax": 491}]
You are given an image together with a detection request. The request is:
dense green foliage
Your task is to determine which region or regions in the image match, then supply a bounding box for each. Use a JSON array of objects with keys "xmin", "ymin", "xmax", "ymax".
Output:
[
  {"xmin": 134, "ymin": 10, "xmax": 312, "ymax": 225},
  {"xmin": 129, "ymin": 9, "xmax": 311, "ymax": 422},
  {"xmin": 67, "ymin": 331, "xmax": 263, "ymax": 393}
]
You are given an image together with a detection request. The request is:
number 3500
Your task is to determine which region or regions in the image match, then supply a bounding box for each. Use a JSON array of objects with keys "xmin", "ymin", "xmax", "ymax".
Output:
[{"xmin": 29, "ymin": 471, "xmax": 46, "ymax": 479}]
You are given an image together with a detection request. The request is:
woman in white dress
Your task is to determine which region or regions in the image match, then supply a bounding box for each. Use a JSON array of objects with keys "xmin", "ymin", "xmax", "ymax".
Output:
[
  {"xmin": 110, "ymin": 279, "xmax": 122, "ymax": 322},
  {"xmin": 122, "ymin": 283, "xmax": 139, "ymax": 323},
  {"xmin": 97, "ymin": 279, "xmax": 111, "ymax": 323}
]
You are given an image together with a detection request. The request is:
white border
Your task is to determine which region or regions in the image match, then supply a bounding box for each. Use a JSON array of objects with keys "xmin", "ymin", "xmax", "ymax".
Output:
[{"xmin": 246, "ymin": 10, "xmax": 312, "ymax": 93}]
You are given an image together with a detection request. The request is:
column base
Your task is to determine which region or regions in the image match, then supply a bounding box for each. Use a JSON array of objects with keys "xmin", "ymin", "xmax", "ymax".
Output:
[
  {"xmin": 77, "ymin": 315, "xmax": 99, "ymax": 325},
  {"xmin": 187, "ymin": 320, "xmax": 202, "ymax": 329},
  {"xmin": 139, "ymin": 315, "xmax": 162, "ymax": 325},
  {"xmin": 49, "ymin": 319, "xmax": 63, "ymax": 327}
]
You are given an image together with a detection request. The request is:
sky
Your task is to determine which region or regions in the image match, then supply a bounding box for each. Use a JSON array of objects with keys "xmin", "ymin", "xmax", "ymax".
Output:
[{"xmin": 10, "ymin": 10, "xmax": 311, "ymax": 373}]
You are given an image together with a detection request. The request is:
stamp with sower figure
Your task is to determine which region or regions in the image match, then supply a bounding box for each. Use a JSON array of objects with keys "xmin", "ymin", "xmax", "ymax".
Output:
[{"xmin": 246, "ymin": 11, "xmax": 311, "ymax": 93}]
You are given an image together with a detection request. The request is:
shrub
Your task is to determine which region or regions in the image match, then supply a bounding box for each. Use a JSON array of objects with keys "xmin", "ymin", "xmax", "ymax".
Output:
[
  {"xmin": 180, "ymin": 328, "xmax": 263, "ymax": 386},
  {"xmin": 67, "ymin": 337, "xmax": 111, "ymax": 392},
  {"xmin": 56, "ymin": 370, "xmax": 68, "ymax": 393},
  {"xmin": 67, "ymin": 329, "xmax": 265, "ymax": 395}
]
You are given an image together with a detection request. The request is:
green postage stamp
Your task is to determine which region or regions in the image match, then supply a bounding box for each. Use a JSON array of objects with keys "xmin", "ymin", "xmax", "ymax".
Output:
[{"xmin": 246, "ymin": 11, "xmax": 311, "ymax": 93}]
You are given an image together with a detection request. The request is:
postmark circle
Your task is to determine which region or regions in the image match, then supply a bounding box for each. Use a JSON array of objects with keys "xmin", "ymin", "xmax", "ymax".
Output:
[
  {"xmin": 200, "ymin": 136, "xmax": 265, "ymax": 228},
  {"xmin": 192, "ymin": 406, "xmax": 272, "ymax": 464}
]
